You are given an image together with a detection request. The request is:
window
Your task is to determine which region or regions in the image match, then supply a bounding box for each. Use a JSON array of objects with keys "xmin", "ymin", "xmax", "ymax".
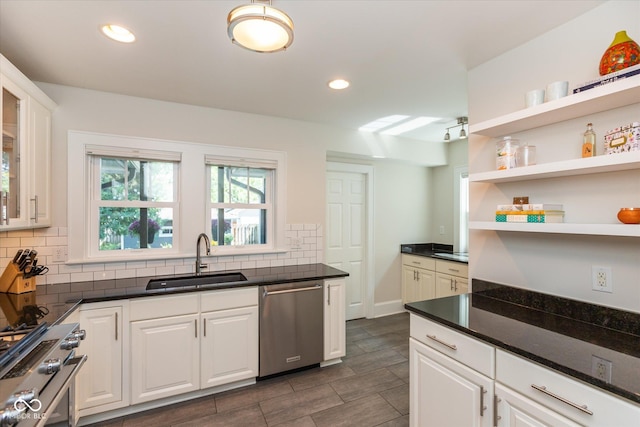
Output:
[
  {"xmin": 206, "ymin": 159, "xmax": 275, "ymax": 249},
  {"xmin": 91, "ymin": 156, "xmax": 178, "ymax": 255},
  {"xmin": 68, "ymin": 131, "xmax": 287, "ymax": 263},
  {"xmin": 454, "ymin": 166, "xmax": 469, "ymax": 253}
]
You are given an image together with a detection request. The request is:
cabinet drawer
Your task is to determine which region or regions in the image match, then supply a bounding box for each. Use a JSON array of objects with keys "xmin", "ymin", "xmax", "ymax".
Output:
[
  {"xmin": 410, "ymin": 314, "xmax": 494, "ymax": 378},
  {"xmin": 402, "ymin": 254, "xmax": 435, "ymax": 270},
  {"xmin": 497, "ymin": 349, "xmax": 640, "ymax": 426},
  {"xmin": 435, "ymin": 260, "xmax": 468, "ymax": 278},
  {"xmin": 130, "ymin": 294, "xmax": 199, "ymax": 321},
  {"xmin": 200, "ymin": 286, "xmax": 258, "ymax": 312}
]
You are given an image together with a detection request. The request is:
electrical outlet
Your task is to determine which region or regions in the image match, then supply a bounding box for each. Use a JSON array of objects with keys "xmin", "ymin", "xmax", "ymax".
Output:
[
  {"xmin": 591, "ymin": 355, "xmax": 612, "ymax": 383},
  {"xmin": 439, "ymin": 225, "xmax": 445, "ymax": 235},
  {"xmin": 290, "ymin": 237, "xmax": 302, "ymax": 249},
  {"xmin": 53, "ymin": 247, "xmax": 67, "ymax": 263},
  {"xmin": 592, "ymin": 266, "xmax": 613, "ymax": 293}
]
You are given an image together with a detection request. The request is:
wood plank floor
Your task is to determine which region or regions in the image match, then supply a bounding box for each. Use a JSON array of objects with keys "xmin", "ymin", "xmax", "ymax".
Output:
[{"xmin": 86, "ymin": 312, "xmax": 410, "ymax": 427}]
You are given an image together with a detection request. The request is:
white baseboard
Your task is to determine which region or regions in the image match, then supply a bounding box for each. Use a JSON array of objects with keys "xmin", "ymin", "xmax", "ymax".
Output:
[{"xmin": 373, "ymin": 299, "xmax": 405, "ymax": 318}]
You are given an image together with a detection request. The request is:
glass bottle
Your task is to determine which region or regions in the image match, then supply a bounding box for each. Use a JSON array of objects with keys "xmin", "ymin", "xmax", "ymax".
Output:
[{"xmin": 582, "ymin": 123, "xmax": 596, "ymax": 158}]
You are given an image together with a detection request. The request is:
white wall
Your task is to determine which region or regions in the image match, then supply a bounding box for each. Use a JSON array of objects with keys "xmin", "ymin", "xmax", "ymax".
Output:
[
  {"xmin": 0, "ymin": 82, "xmax": 446, "ymax": 308},
  {"xmin": 468, "ymin": 1, "xmax": 640, "ymax": 312}
]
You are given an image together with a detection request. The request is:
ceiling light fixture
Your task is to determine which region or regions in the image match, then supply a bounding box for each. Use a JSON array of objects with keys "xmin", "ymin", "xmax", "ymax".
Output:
[
  {"xmin": 100, "ymin": 24, "xmax": 136, "ymax": 43},
  {"xmin": 227, "ymin": 0, "xmax": 294, "ymax": 53},
  {"xmin": 443, "ymin": 117, "xmax": 468, "ymax": 141},
  {"xmin": 328, "ymin": 79, "xmax": 350, "ymax": 90}
]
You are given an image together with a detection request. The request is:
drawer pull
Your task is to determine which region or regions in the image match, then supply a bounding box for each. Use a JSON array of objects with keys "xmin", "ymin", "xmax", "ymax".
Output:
[
  {"xmin": 531, "ymin": 384, "xmax": 593, "ymax": 416},
  {"xmin": 426, "ymin": 334, "xmax": 457, "ymax": 350},
  {"xmin": 448, "ymin": 268, "xmax": 460, "ymax": 273}
]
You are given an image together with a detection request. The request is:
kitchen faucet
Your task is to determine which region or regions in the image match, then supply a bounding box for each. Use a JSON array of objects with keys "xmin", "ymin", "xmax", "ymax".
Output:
[{"xmin": 195, "ymin": 233, "xmax": 211, "ymax": 276}]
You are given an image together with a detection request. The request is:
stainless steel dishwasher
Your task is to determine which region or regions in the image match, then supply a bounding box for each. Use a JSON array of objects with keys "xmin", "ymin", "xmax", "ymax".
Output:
[{"xmin": 259, "ymin": 280, "xmax": 324, "ymax": 377}]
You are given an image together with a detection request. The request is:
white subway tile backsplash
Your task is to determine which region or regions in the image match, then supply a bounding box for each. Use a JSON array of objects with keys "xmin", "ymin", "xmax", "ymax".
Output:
[{"xmin": 0, "ymin": 223, "xmax": 324, "ymax": 285}]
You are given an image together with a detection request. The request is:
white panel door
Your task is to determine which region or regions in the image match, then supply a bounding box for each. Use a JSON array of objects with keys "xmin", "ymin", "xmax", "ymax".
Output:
[
  {"xmin": 130, "ymin": 314, "xmax": 199, "ymax": 404},
  {"xmin": 495, "ymin": 384, "xmax": 581, "ymax": 427},
  {"xmin": 326, "ymin": 170, "xmax": 366, "ymax": 320},
  {"xmin": 200, "ymin": 306, "xmax": 258, "ymax": 388}
]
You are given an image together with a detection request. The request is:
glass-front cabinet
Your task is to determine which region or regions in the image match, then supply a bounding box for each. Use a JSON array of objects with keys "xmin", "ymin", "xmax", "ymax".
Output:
[
  {"xmin": 1, "ymin": 54, "xmax": 55, "ymax": 231},
  {"xmin": 1, "ymin": 76, "xmax": 29, "ymax": 228}
]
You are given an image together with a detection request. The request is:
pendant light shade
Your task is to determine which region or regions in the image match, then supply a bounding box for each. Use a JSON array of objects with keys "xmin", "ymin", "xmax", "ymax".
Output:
[{"xmin": 227, "ymin": 1, "xmax": 294, "ymax": 53}]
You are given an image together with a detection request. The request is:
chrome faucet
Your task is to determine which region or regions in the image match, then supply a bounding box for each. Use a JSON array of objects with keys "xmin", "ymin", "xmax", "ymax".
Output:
[{"xmin": 195, "ymin": 233, "xmax": 211, "ymax": 276}]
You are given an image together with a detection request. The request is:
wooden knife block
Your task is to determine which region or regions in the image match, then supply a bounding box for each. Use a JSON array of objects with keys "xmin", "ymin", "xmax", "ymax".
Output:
[{"xmin": 0, "ymin": 262, "xmax": 36, "ymax": 294}]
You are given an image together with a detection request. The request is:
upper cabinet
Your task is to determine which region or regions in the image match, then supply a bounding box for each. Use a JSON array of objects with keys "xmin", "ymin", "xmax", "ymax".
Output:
[
  {"xmin": 468, "ymin": 75, "xmax": 640, "ymax": 238},
  {"xmin": 1, "ymin": 54, "xmax": 55, "ymax": 230}
]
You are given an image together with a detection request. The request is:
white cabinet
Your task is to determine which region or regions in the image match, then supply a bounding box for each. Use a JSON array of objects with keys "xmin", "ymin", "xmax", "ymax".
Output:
[
  {"xmin": 200, "ymin": 287, "xmax": 258, "ymax": 388},
  {"xmin": 495, "ymin": 383, "xmax": 581, "ymax": 427},
  {"xmin": 409, "ymin": 314, "xmax": 494, "ymax": 427},
  {"xmin": 435, "ymin": 260, "xmax": 469, "ymax": 298},
  {"xmin": 129, "ymin": 293, "xmax": 200, "ymax": 404},
  {"xmin": 76, "ymin": 301, "xmax": 128, "ymax": 416},
  {"xmin": 496, "ymin": 349, "xmax": 640, "ymax": 427},
  {"xmin": 324, "ymin": 278, "xmax": 346, "ymax": 361},
  {"xmin": 129, "ymin": 288, "xmax": 259, "ymax": 404},
  {"xmin": 402, "ymin": 255, "xmax": 436, "ymax": 303},
  {"xmin": 0, "ymin": 54, "xmax": 54, "ymax": 230}
]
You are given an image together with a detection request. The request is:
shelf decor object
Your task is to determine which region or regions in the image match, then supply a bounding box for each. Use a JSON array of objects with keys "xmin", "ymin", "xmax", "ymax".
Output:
[
  {"xmin": 617, "ymin": 208, "xmax": 640, "ymax": 224},
  {"xmin": 599, "ymin": 30, "xmax": 640, "ymax": 76}
]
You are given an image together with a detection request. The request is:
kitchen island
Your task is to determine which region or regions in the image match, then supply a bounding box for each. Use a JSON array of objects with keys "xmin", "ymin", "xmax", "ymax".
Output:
[{"xmin": 405, "ymin": 279, "xmax": 640, "ymax": 426}]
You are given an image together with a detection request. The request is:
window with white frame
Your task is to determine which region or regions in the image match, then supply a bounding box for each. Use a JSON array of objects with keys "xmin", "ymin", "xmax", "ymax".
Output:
[
  {"xmin": 206, "ymin": 157, "xmax": 275, "ymax": 249},
  {"xmin": 86, "ymin": 145, "xmax": 180, "ymax": 258},
  {"xmin": 67, "ymin": 131, "xmax": 287, "ymax": 263}
]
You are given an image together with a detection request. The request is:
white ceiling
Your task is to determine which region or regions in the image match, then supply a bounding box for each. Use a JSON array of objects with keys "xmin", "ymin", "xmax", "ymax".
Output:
[{"xmin": 0, "ymin": 0, "xmax": 604, "ymax": 142}]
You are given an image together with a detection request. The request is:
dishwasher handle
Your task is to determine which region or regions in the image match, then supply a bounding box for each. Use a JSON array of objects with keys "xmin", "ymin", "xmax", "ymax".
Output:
[{"xmin": 263, "ymin": 284, "xmax": 322, "ymax": 296}]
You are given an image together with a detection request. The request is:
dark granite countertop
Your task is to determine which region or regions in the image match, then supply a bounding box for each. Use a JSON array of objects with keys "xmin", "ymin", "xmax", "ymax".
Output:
[
  {"xmin": 25, "ymin": 263, "xmax": 347, "ymax": 326},
  {"xmin": 401, "ymin": 243, "xmax": 468, "ymax": 264},
  {"xmin": 405, "ymin": 279, "xmax": 640, "ymax": 405}
]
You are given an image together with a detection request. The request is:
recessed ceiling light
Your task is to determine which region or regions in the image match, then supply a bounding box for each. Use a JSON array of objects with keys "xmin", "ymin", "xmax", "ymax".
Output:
[
  {"xmin": 381, "ymin": 116, "xmax": 439, "ymax": 136},
  {"xmin": 328, "ymin": 79, "xmax": 350, "ymax": 90},
  {"xmin": 101, "ymin": 24, "xmax": 136, "ymax": 43}
]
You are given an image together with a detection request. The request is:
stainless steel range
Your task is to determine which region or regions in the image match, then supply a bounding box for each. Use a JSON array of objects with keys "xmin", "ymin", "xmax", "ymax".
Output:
[{"xmin": 0, "ymin": 294, "xmax": 86, "ymax": 427}]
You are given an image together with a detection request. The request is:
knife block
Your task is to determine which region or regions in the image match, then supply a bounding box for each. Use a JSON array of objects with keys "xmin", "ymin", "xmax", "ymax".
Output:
[{"xmin": 0, "ymin": 262, "xmax": 36, "ymax": 294}]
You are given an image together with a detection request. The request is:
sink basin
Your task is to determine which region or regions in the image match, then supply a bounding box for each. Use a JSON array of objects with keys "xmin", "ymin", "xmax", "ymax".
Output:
[{"xmin": 146, "ymin": 272, "xmax": 248, "ymax": 290}]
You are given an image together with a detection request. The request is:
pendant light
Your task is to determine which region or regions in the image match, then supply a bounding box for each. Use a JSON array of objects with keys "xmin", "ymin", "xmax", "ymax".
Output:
[
  {"xmin": 227, "ymin": 0, "xmax": 294, "ymax": 53},
  {"xmin": 443, "ymin": 117, "xmax": 468, "ymax": 141}
]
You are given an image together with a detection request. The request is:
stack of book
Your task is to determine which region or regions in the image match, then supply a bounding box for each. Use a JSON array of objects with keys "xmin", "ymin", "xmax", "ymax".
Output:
[
  {"xmin": 573, "ymin": 64, "xmax": 640, "ymax": 94},
  {"xmin": 496, "ymin": 204, "xmax": 564, "ymax": 223}
]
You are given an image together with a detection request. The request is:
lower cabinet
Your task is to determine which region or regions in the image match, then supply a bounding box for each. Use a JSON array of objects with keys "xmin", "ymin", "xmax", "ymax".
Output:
[
  {"xmin": 200, "ymin": 305, "xmax": 259, "ymax": 388},
  {"xmin": 129, "ymin": 288, "xmax": 259, "ymax": 405},
  {"xmin": 130, "ymin": 313, "xmax": 200, "ymax": 404},
  {"xmin": 324, "ymin": 278, "xmax": 346, "ymax": 361},
  {"xmin": 76, "ymin": 301, "xmax": 128, "ymax": 416},
  {"xmin": 434, "ymin": 260, "xmax": 469, "ymax": 299},
  {"xmin": 495, "ymin": 383, "xmax": 581, "ymax": 427},
  {"xmin": 410, "ymin": 314, "xmax": 640, "ymax": 427},
  {"xmin": 402, "ymin": 255, "xmax": 436, "ymax": 304}
]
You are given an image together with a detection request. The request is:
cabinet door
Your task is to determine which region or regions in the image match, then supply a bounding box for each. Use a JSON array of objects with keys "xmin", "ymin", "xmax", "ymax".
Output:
[
  {"xmin": 200, "ymin": 306, "xmax": 258, "ymax": 388},
  {"xmin": 76, "ymin": 305, "xmax": 124, "ymax": 412},
  {"xmin": 324, "ymin": 278, "xmax": 346, "ymax": 361},
  {"xmin": 410, "ymin": 338, "xmax": 493, "ymax": 427},
  {"xmin": 496, "ymin": 384, "xmax": 581, "ymax": 427},
  {"xmin": 130, "ymin": 314, "xmax": 199, "ymax": 404},
  {"xmin": 402, "ymin": 265, "xmax": 419, "ymax": 303},
  {"xmin": 27, "ymin": 99, "xmax": 51, "ymax": 227},
  {"xmin": 436, "ymin": 273, "xmax": 469, "ymax": 298},
  {"xmin": 0, "ymin": 76, "xmax": 29, "ymax": 229},
  {"xmin": 417, "ymin": 268, "xmax": 436, "ymax": 301}
]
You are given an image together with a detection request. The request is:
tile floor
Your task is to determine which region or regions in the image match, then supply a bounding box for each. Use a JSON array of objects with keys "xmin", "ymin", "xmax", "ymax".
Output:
[{"xmin": 86, "ymin": 312, "xmax": 410, "ymax": 427}]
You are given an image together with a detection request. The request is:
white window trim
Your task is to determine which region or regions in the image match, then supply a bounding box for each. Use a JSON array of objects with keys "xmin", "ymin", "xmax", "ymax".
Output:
[{"xmin": 68, "ymin": 130, "xmax": 287, "ymax": 264}]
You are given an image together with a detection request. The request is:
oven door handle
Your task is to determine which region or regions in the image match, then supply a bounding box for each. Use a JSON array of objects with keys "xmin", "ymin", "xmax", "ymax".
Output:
[{"xmin": 25, "ymin": 354, "xmax": 87, "ymax": 427}]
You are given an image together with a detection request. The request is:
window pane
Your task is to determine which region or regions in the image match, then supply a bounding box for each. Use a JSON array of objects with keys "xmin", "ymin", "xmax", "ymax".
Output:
[
  {"xmin": 100, "ymin": 158, "xmax": 174, "ymax": 202},
  {"xmin": 210, "ymin": 208, "xmax": 266, "ymax": 246},
  {"xmin": 248, "ymin": 168, "xmax": 266, "ymax": 203},
  {"xmin": 99, "ymin": 207, "xmax": 173, "ymax": 250}
]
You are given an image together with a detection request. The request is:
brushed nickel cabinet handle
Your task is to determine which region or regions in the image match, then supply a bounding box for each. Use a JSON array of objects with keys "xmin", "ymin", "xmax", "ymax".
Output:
[
  {"xmin": 195, "ymin": 319, "xmax": 198, "ymax": 338},
  {"xmin": 531, "ymin": 384, "xmax": 593, "ymax": 415},
  {"xmin": 115, "ymin": 312, "xmax": 118, "ymax": 341},
  {"xmin": 426, "ymin": 334, "xmax": 457, "ymax": 350},
  {"xmin": 480, "ymin": 386, "xmax": 487, "ymax": 417},
  {"xmin": 30, "ymin": 195, "xmax": 39, "ymax": 223}
]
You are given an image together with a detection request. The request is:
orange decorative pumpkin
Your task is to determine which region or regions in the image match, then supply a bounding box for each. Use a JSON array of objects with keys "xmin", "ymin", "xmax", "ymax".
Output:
[{"xmin": 599, "ymin": 30, "xmax": 640, "ymax": 76}]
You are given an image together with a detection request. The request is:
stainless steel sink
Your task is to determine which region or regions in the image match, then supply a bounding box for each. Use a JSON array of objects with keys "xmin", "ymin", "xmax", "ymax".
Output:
[{"xmin": 146, "ymin": 272, "xmax": 248, "ymax": 290}]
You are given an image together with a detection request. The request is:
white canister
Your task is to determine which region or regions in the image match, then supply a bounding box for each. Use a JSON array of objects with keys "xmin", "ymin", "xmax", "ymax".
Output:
[
  {"xmin": 516, "ymin": 144, "xmax": 536, "ymax": 167},
  {"xmin": 546, "ymin": 81, "xmax": 569, "ymax": 101},
  {"xmin": 525, "ymin": 89, "xmax": 545, "ymax": 108}
]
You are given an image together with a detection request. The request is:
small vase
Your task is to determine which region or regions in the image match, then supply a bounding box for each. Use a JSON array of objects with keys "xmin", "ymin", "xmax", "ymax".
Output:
[
  {"xmin": 147, "ymin": 229, "xmax": 155, "ymax": 244},
  {"xmin": 599, "ymin": 30, "xmax": 640, "ymax": 76}
]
